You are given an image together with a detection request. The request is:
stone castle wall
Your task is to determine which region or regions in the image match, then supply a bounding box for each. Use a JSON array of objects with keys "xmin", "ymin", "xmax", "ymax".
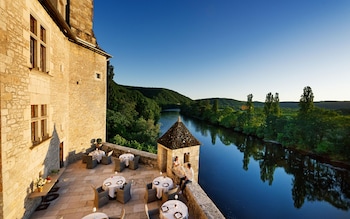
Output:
[
  {"xmin": 69, "ymin": 0, "xmax": 96, "ymax": 44},
  {"xmin": 67, "ymin": 42, "xmax": 107, "ymax": 162},
  {"xmin": 0, "ymin": 0, "xmax": 107, "ymax": 218}
]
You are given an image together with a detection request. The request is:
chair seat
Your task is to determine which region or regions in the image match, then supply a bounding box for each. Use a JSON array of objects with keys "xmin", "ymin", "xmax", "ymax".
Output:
[
  {"xmin": 161, "ymin": 187, "xmax": 178, "ymax": 204},
  {"xmin": 86, "ymin": 155, "xmax": 98, "ymax": 169},
  {"xmin": 113, "ymin": 157, "xmax": 126, "ymax": 172},
  {"xmin": 129, "ymin": 155, "xmax": 140, "ymax": 170},
  {"xmin": 116, "ymin": 182, "xmax": 131, "ymax": 204},
  {"xmin": 91, "ymin": 185, "xmax": 109, "ymax": 209},
  {"xmin": 145, "ymin": 183, "xmax": 158, "ymax": 203},
  {"xmin": 101, "ymin": 155, "xmax": 112, "ymax": 165},
  {"xmin": 145, "ymin": 204, "xmax": 160, "ymax": 219}
]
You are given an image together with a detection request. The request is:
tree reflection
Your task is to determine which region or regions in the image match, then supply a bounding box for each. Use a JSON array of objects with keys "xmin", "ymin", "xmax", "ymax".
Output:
[{"xmin": 181, "ymin": 114, "xmax": 350, "ymax": 210}]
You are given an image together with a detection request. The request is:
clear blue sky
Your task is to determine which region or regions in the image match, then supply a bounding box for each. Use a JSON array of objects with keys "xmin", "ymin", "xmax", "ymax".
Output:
[{"xmin": 93, "ymin": 0, "xmax": 350, "ymax": 102}]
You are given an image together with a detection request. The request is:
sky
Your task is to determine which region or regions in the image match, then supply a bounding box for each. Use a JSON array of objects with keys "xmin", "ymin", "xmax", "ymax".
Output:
[{"xmin": 93, "ymin": 0, "xmax": 350, "ymax": 102}]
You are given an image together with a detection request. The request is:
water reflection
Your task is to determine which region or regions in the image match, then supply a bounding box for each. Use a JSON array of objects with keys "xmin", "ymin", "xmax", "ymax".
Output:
[
  {"xmin": 185, "ymin": 115, "xmax": 350, "ymax": 211},
  {"xmin": 159, "ymin": 111, "xmax": 350, "ymax": 217}
]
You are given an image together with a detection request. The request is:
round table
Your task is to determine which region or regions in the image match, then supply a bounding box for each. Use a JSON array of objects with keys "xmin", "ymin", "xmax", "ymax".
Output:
[
  {"xmin": 152, "ymin": 176, "xmax": 174, "ymax": 199},
  {"xmin": 119, "ymin": 153, "xmax": 134, "ymax": 166},
  {"xmin": 82, "ymin": 212, "xmax": 109, "ymax": 219},
  {"xmin": 102, "ymin": 175, "xmax": 126, "ymax": 198},
  {"xmin": 160, "ymin": 200, "xmax": 188, "ymax": 219}
]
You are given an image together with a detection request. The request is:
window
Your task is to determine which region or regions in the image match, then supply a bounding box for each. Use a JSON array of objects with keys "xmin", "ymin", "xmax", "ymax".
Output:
[
  {"xmin": 96, "ymin": 73, "xmax": 101, "ymax": 79},
  {"xmin": 30, "ymin": 15, "xmax": 47, "ymax": 72},
  {"xmin": 31, "ymin": 104, "xmax": 49, "ymax": 145}
]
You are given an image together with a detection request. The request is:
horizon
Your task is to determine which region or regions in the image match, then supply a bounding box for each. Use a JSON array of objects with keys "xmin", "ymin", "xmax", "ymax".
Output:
[{"xmin": 94, "ymin": 0, "xmax": 350, "ymax": 102}]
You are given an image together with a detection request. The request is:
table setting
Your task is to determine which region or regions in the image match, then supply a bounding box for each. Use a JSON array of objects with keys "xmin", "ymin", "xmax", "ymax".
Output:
[
  {"xmin": 102, "ymin": 174, "xmax": 126, "ymax": 198},
  {"xmin": 160, "ymin": 199, "xmax": 188, "ymax": 219},
  {"xmin": 119, "ymin": 152, "xmax": 134, "ymax": 166},
  {"xmin": 152, "ymin": 173, "xmax": 174, "ymax": 199},
  {"xmin": 89, "ymin": 149, "xmax": 105, "ymax": 162}
]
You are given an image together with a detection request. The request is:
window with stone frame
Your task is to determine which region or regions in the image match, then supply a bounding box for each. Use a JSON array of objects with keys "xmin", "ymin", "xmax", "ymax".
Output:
[
  {"xmin": 31, "ymin": 104, "xmax": 49, "ymax": 145},
  {"xmin": 30, "ymin": 14, "xmax": 47, "ymax": 72}
]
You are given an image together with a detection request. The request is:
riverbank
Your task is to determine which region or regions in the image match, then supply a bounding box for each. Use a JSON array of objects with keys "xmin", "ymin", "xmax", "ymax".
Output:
[
  {"xmin": 263, "ymin": 140, "xmax": 350, "ymax": 170},
  {"xmin": 182, "ymin": 112, "xmax": 350, "ymax": 170}
]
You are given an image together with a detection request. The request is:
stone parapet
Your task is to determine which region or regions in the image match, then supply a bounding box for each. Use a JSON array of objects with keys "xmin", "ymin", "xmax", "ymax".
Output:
[
  {"xmin": 184, "ymin": 182, "xmax": 225, "ymax": 219},
  {"xmin": 102, "ymin": 143, "xmax": 158, "ymax": 167}
]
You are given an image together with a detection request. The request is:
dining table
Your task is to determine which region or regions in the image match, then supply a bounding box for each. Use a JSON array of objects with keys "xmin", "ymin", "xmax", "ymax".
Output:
[
  {"xmin": 82, "ymin": 212, "xmax": 109, "ymax": 219},
  {"xmin": 119, "ymin": 153, "xmax": 134, "ymax": 166},
  {"xmin": 160, "ymin": 199, "xmax": 189, "ymax": 219},
  {"xmin": 102, "ymin": 175, "xmax": 126, "ymax": 198},
  {"xmin": 89, "ymin": 149, "xmax": 105, "ymax": 162},
  {"xmin": 152, "ymin": 176, "xmax": 174, "ymax": 199}
]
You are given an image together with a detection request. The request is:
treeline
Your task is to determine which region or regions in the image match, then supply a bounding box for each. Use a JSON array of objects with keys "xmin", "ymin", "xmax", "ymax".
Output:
[
  {"xmin": 124, "ymin": 86, "xmax": 192, "ymax": 109},
  {"xmin": 181, "ymin": 86, "xmax": 350, "ymax": 161},
  {"xmin": 106, "ymin": 63, "xmax": 161, "ymax": 153}
]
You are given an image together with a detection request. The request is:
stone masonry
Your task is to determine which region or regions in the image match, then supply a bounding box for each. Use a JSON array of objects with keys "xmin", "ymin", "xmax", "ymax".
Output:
[{"xmin": 0, "ymin": 0, "xmax": 110, "ymax": 218}]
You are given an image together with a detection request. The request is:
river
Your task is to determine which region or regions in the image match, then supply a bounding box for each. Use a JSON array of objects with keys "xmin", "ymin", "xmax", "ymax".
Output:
[{"xmin": 159, "ymin": 110, "xmax": 350, "ymax": 219}]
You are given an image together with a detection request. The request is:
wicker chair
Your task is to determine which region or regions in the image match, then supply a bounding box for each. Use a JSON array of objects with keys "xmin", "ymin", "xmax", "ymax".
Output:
[
  {"xmin": 144, "ymin": 183, "xmax": 158, "ymax": 203},
  {"xmin": 86, "ymin": 155, "xmax": 98, "ymax": 169},
  {"xmin": 145, "ymin": 204, "xmax": 160, "ymax": 219},
  {"xmin": 101, "ymin": 151, "xmax": 113, "ymax": 165},
  {"xmin": 91, "ymin": 185, "xmax": 109, "ymax": 209},
  {"xmin": 82, "ymin": 147, "xmax": 95, "ymax": 163},
  {"xmin": 161, "ymin": 186, "xmax": 178, "ymax": 204},
  {"xmin": 113, "ymin": 157, "xmax": 126, "ymax": 172},
  {"xmin": 116, "ymin": 182, "xmax": 132, "ymax": 204},
  {"xmin": 129, "ymin": 155, "xmax": 140, "ymax": 170}
]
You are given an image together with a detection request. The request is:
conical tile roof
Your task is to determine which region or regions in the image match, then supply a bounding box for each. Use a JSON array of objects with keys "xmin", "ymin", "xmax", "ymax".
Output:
[{"xmin": 157, "ymin": 117, "xmax": 201, "ymax": 149}]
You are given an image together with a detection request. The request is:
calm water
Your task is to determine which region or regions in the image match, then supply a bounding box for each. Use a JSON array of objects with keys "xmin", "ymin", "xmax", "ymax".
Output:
[{"xmin": 159, "ymin": 110, "xmax": 350, "ymax": 219}]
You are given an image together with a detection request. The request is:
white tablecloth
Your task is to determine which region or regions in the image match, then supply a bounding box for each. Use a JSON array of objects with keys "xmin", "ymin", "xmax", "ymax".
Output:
[
  {"xmin": 89, "ymin": 150, "xmax": 105, "ymax": 162},
  {"xmin": 119, "ymin": 153, "xmax": 134, "ymax": 166},
  {"xmin": 152, "ymin": 176, "xmax": 174, "ymax": 199},
  {"xmin": 102, "ymin": 175, "xmax": 126, "ymax": 198},
  {"xmin": 82, "ymin": 212, "xmax": 109, "ymax": 219},
  {"xmin": 160, "ymin": 200, "xmax": 188, "ymax": 219}
]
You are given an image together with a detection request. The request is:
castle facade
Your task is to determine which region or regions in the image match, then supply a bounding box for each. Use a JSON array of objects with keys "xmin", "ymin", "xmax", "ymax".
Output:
[{"xmin": 0, "ymin": 0, "xmax": 110, "ymax": 218}]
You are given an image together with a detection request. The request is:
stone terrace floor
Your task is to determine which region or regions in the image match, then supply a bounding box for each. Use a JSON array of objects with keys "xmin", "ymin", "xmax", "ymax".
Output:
[{"xmin": 30, "ymin": 160, "xmax": 194, "ymax": 219}]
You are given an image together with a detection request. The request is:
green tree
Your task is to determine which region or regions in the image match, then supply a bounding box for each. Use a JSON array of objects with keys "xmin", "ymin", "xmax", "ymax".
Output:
[
  {"xmin": 247, "ymin": 94, "xmax": 254, "ymax": 113},
  {"xmin": 263, "ymin": 92, "xmax": 281, "ymax": 139},
  {"xmin": 212, "ymin": 99, "xmax": 219, "ymax": 113},
  {"xmin": 264, "ymin": 92, "xmax": 273, "ymax": 115},
  {"xmin": 299, "ymin": 86, "xmax": 314, "ymax": 115},
  {"xmin": 106, "ymin": 62, "xmax": 161, "ymax": 153},
  {"xmin": 272, "ymin": 93, "xmax": 281, "ymax": 116}
]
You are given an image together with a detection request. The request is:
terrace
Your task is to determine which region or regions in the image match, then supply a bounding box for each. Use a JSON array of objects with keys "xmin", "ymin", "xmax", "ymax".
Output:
[{"xmin": 30, "ymin": 156, "xmax": 195, "ymax": 219}]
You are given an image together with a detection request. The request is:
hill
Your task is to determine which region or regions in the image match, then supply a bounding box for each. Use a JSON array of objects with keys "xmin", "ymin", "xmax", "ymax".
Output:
[
  {"xmin": 122, "ymin": 85, "xmax": 192, "ymax": 108},
  {"xmin": 118, "ymin": 85, "xmax": 350, "ymax": 113},
  {"xmin": 194, "ymin": 98, "xmax": 256, "ymax": 110}
]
